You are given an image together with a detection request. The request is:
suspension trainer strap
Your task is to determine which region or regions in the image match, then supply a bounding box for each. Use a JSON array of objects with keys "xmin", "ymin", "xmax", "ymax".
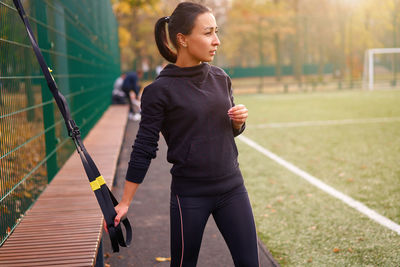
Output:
[{"xmin": 13, "ymin": 0, "xmax": 132, "ymax": 253}]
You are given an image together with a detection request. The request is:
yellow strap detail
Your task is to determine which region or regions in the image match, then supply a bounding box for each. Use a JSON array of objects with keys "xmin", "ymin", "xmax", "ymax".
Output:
[
  {"xmin": 90, "ymin": 180, "xmax": 101, "ymax": 191},
  {"xmin": 90, "ymin": 176, "xmax": 105, "ymax": 191},
  {"xmin": 96, "ymin": 176, "xmax": 106, "ymax": 186}
]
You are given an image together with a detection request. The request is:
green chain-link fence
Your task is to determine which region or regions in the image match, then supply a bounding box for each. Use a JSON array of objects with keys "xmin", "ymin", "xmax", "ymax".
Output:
[{"xmin": 0, "ymin": 0, "xmax": 120, "ymax": 246}]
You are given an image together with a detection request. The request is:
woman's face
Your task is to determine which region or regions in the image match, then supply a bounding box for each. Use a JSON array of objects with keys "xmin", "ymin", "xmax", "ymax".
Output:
[{"xmin": 183, "ymin": 12, "xmax": 220, "ymax": 63}]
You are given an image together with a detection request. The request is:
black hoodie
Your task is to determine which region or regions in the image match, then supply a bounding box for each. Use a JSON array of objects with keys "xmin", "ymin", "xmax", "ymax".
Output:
[{"xmin": 125, "ymin": 62, "xmax": 245, "ymax": 196}]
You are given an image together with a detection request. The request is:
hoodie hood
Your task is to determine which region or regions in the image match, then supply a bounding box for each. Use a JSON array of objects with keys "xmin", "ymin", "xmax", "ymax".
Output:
[{"xmin": 158, "ymin": 62, "xmax": 210, "ymax": 83}]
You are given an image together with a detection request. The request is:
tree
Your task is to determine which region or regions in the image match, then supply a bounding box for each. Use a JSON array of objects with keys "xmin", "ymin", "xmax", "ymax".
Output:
[{"xmin": 112, "ymin": 0, "xmax": 160, "ymax": 71}]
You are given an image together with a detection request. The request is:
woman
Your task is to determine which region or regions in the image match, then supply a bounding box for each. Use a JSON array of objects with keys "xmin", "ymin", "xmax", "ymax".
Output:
[{"xmin": 112, "ymin": 2, "xmax": 259, "ymax": 266}]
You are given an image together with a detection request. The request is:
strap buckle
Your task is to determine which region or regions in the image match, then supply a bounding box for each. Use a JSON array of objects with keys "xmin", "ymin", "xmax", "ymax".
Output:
[{"xmin": 67, "ymin": 119, "xmax": 81, "ymax": 138}]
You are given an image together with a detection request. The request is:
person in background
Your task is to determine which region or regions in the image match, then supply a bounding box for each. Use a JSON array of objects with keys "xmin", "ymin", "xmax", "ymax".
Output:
[
  {"xmin": 155, "ymin": 61, "xmax": 168, "ymax": 76},
  {"xmin": 121, "ymin": 70, "xmax": 143, "ymax": 121},
  {"xmin": 111, "ymin": 73, "xmax": 127, "ymax": 104}
]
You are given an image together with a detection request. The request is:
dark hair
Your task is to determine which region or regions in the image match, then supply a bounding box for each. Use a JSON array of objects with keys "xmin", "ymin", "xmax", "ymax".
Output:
[{"xmin": 154, "ymin": 2, "xmax": 211, "ymax": 63}]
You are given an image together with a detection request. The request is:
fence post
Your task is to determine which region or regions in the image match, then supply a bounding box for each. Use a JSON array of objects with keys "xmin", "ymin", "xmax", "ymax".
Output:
[{"xmin": 35, "ymin": 2, "xmax": 58, "ymax": 182}]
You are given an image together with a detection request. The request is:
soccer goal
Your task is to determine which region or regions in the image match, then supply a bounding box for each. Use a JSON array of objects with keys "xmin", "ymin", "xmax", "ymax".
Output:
[{"xmin": 363, "ymin": 48, "xmax": 400, "ymax": 90}]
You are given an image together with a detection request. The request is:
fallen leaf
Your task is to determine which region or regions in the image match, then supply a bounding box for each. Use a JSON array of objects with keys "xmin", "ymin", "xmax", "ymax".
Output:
[
  {"xmin": 156, "ymin": 257, "xmax": 171, "ymax": 262},
  {"xmin": 339, "ymin": 172, "xmax": 345, "ymax": 177},
  {"xmin": 263, "ymin": 214, "xmax": 269, "ymax": 217},
  {"xmin": 310, "ymin": 226, "xmax": 317, "ymax": 230},
  {"xmin": 333, "ymin": 248, "xmax": 340, "ymax": 253},
  {"xmin": 117, "ymin": 255, "xmax": 124, "ymax": 259},
  {"xmin": 104, "ymin": 253, "xmax": 111, "ymax": 258},
  {"xmin": 105, "ymin": 264, "xmax": 111, "ymax": 267},
  {"xmin": 348, "ymin": 248, "xmax": 353, "ymax": 253},
  {"xmin": 307, "ymin": 257, "xmax": 313, "ymax": 263}
]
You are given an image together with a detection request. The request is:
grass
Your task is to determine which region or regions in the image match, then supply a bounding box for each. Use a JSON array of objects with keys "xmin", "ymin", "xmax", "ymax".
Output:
[
  {"xmin": 234, "ymin": 89, "xmax": 400, "ymax": 266},
  {"xmin": 230, "ymin": 75, "xmax": 400, "ymax": 94}
]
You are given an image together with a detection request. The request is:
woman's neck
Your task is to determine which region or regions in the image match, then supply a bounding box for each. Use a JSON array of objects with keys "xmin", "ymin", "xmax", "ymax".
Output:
[{"xmin": 175, "ymin": 54, "xmax": 202, "ymax": 68}]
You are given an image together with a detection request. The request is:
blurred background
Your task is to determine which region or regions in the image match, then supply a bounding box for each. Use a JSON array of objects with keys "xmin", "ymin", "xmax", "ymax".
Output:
[{"xmin": 114, "ymin": 0, "xmax": 400, "ymax": 92}]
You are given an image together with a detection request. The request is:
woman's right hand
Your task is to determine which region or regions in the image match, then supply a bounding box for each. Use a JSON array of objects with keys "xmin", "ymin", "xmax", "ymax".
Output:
[
  {"xmin": 103, "ymin": 180, "xmax": 139, "ymax": 232},
  {"xmin": 114, "ymin": 203, "xmax": 129, "ymax": 227},
  {"xmin": 103, "ymin": 203, "xmax": 129, "ymax": 232}
]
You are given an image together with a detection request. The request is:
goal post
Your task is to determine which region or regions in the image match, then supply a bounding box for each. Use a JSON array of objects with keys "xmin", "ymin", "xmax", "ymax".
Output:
[{"xmin": 363, "ymin": 48, "xmax": 400, "ymax": 90}]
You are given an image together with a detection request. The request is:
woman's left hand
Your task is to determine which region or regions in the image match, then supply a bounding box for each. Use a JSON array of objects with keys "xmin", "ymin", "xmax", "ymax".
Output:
[{"xmin": 228, "ymin": 104, "xmax": 248, "ymax": 129}]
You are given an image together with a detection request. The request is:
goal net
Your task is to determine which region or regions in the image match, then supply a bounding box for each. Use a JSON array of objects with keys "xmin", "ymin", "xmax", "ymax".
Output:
[{"xmin": 363, "ymin": 48, "xmax": 400, "ymax": 90}]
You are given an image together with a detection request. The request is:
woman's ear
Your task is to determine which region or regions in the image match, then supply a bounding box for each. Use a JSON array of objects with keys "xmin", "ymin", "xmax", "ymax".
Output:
[{"xmin": 176, "ymin": 33, "xmax": 188, "ymax": 48}]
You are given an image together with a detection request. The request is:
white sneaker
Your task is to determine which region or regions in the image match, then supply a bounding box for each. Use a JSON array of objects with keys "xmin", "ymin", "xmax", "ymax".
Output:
[{"xmin": 132, "ymin": 113, "xmax": 141, "ymax": 121}]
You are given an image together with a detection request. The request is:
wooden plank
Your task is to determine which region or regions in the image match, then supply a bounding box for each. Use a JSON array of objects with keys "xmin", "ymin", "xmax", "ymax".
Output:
[
  {"xmin": 0, "ymin": 241, "xmax": 98, "ymax": 249},
  {"xmin": 1, "ymin": 259, "xmax": 95, "ymax": 267},
  {"xmin": 3, "ymin": 233, "xmax": 100, "ymax": 243},
  {"xmin": 8, "ymin": 228, "xmax": 100, "ymax": 237},
  {"xmin": 0, "ymin": 247, "xmax": 94, "ymax": 255},
  {"xmin": 0, "ymin": 243, "xmax": 95, "ymax": 252},
  {"xmin": 0, "ymin": 251, "xmax": 96, "ymax": 259}
]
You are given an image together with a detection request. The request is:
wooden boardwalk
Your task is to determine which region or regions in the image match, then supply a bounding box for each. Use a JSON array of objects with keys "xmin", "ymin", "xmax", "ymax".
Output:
[{"xmin": 0, "ymin": 106, "xmax": 128, "ymax": 267}]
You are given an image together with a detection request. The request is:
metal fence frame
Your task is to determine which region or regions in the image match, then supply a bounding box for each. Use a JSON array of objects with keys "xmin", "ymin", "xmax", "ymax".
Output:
[{"xmin": 0, "ymin": 0, "xmax": 120, "ymax": 246}]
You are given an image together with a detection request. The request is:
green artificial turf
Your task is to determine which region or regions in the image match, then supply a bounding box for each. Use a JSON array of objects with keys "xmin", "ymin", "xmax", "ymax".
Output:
[{"xmin": 234, "ymin": 89, "xmax": 400, "ymax": 266}]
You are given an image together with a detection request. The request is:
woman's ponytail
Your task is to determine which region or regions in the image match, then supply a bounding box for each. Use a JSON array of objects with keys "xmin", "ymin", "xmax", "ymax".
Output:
[{"xmin": 154, "ymin": 16, "xmax": 177, "ymax": 63}]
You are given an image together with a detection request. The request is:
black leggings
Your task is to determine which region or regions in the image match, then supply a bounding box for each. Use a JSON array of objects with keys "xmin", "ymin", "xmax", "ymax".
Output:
[{"xmin": 170, "ymin": 184, "xmax": 259, "ymax": 267}]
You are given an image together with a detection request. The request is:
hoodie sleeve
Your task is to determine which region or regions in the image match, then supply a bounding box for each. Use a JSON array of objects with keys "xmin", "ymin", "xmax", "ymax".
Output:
[
  {"xmin": 227, "ymin": 76, "xmax": 246, "ymax": 137},
  {"xmin": 125, "ymin": 83, "xmax": 166, "ymax": 183}
]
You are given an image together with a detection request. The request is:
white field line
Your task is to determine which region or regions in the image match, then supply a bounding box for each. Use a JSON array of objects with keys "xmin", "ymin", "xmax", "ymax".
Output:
[
  {"xmin": 238, "ymin": 135, "xmax": 400, "ymax": 235},
  {"xmin": 249, "ymin": 117, "xmax": 400, "ymax": 129}
]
